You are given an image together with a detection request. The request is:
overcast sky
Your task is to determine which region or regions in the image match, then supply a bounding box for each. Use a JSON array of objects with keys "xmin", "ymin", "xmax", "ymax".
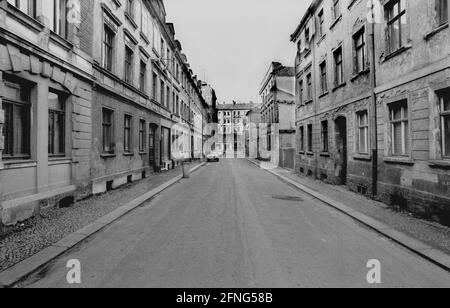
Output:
[{"xmin": 164, "ymin": 0, "xmax": 310, "ymax": 104}]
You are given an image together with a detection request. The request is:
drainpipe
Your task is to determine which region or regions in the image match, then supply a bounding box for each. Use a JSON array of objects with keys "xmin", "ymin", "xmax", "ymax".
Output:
[{"xmin": 369, "ymin": 0, "xmax": 378, "ymax": 197}]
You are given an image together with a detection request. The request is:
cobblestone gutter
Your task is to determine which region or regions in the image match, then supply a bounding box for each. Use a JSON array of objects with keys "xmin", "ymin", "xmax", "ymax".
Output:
[{"xmin": 0, "ymin": 163, "xmax": 200, "ymax": 272}]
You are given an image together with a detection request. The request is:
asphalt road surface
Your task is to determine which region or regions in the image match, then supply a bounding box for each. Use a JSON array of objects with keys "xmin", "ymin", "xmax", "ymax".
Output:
[{"xmin": 24, "ymin": 159, "xmax": 450, "ymax": 288}]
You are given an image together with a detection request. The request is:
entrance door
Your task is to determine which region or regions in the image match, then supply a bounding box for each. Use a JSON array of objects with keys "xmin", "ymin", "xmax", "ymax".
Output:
[
  {"xmin": 335, "ymin": 116, "xmax": 347, "ymax": 185},
  {"xmin": 149, "ymin": 126, "xmax": 156, "ymax": 170}
]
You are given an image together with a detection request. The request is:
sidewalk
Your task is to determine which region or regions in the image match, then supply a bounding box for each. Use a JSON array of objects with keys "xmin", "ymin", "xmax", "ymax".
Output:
[
  {"xmin": 0, "ymin": 162, "xmax": 202, "ymax": 273},
  {"xmin": 247, "ymin": 158, "xmax": 450, "ymax": 270}
]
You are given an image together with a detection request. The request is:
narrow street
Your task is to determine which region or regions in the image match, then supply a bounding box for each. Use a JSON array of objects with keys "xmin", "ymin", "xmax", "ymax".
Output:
[{"xmin": 22, "ymin": 159, "xmax": 450, "ymax": 288}]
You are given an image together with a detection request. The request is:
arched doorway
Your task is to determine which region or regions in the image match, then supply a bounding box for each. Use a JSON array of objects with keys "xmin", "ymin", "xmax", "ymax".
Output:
[{"xmin": 334, "ymin": 116, "xmax": 347, "ymax": 185}]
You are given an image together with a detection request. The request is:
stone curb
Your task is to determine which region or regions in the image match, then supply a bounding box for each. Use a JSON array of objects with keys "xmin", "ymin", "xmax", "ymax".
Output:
[
  {"xmin": 246, "ymin": 158, "xmax": 450, "ymax": 273},
  {"xmin": 0, "ymin": 162, "xmax": 207, "ymax": 288}
]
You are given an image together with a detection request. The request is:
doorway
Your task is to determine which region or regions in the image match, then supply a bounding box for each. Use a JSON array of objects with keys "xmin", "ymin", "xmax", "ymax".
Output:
[
  {"xmin": 334, "ymin": 116, "xmax": 347, "ymax": 185},
  {"xmin": 149, "ymin": 125, "xmax": 157, "ymax": 171}
]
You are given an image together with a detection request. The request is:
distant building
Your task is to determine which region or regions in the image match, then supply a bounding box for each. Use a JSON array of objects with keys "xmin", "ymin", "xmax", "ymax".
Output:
[
  {"xmin": 260, "ymin": 62, "xmax": 296, "ymax": 168},
  {"xmin": 245, "ymin": 107, "xmax": 262, "ymax": 158},
  {"xmin": 291, "ymin": 0, "xmax": 450, "ymax": 226},
  {"xmin": 217, "ymin": 103, "xmax": 254, "ymax": 157}
]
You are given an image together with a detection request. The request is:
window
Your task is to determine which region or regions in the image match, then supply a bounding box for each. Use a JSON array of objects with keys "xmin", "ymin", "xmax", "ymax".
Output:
[
  {"xmin": 176, "ymin": 95, "xmax": 179, "ymax": 116},
  {"xmin": 333, "ymin": 0, "xmax": 341, "ymax": 20},
  {"xmin": 354, "ymin": 29, "xmax": 366, "ymax": 74},
  {"xmin": 306, "ymin": 73, "xmax": 312, "ymax": 101},
  {"xmin": 139, "ymin": 119, "xmax": 145, "ymax": 153},
  {"xmin": 321, "ymin": 121, "xmax": 329, "ymax": 152},
  {"xmin": 152, "ymin": 73, "xmax": 158, "ymax": 100},
  {"xmin": 305, "ymin": 28, "xmax": 310, "ymax": 46},
  {"xmin": 299, "ymin": 126, "xmax": 305, "ymax": 152},
  {"xmin": 160, "ymin": 38, "xmax": 165, "ymax": 59},
  {"xmin": 440, "ymin": 90, "xmax": 450, "ymax": 158},
  {"xmin": 160, "ymin": 80, "xmax": 165, "ymax": 105},
  {"xmin": 320, "ymin": 61, "xmax": 328, "ymax": 94},
  {"xmin": 437, "ymin": 0, "xmax": 448, "ymax": 25},
  {"xmin": 1, "ymin": 80, "xmax": 31, "ymax": 158},
  {"xmin": 139, "ymin": 61, "xmax": 146, "ymax": 92},
  {"xmin": 166, "ymin": 86, "xmax": 170, "ymax": 110},
  {"xmin": 389, "ymin": 100, "xmax": 409, "ymax": 156},
  {"xmin": 124, "ymin": 46, "xmax": 134, "ymax": 84},
  {"xmin": 386, "ymin": 0, "xmax": 407, "ymax": 54},
  {"xmin": 356, "ymin": 110, "xmax": 369, "ymax": 154},
  {"xmin": 307, "ymin": 124, "xmax": 313, "ymax": 152},
  {"xmin": 299, "ymin": 80, "xmax": 304, "ymax": 105},
  {"xmin": 102, "ymin": 108, "xmax": 114, "ymax": 154},
  {"xmin": 318, "ymin": 10, "xmax": 325, "ymax": 38},
  {"xmin": 103, "ymin": 25, "xmax": 115, "ymax": 72},
  {"xmin": 124, "ymin": 115, "xmax": 132, "ymax": 153},
  {"xmin": 53, "ymin": 0, "xmax": 68, "ymax": 38},
  {"xmin": 48, "ymin": 91, "xmax": 66, "ymax": 156},
  {"xmin": 334, "ymin": 47, "xmax": 344, "ymax": 86},
  {"xmin": 125, "ymin": 0, "xmax": 134, "ymax": 19},
  {"xmin": 7, "ymin": 0, "xmax": 36, "ymax": 18}
]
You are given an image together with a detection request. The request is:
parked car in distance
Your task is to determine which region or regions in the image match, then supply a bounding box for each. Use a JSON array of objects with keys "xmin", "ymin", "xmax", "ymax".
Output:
[{"xmin": 206, "ymin": 151, "xmax": 220, "ymax": 162}]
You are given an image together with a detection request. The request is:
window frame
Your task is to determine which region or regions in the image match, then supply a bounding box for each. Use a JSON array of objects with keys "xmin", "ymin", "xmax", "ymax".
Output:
[
  {"xmin": 124, "ymin": 114, "xmax": 133, "ymax": 154},
  {"xmin": 386, "ymin": 0, "xmax": 407, "ymax": 54},
  {"xmin": 353, "ymin": 28, "xmax": 367, "ymax": 74},
  {"xmin": 48, "ymin": 89, "xmax": 67, "ymax": 157},
  {"xmin": 307, "ymin": 123, "xmax": 313, "ymax": 153},
  {"xmin": 334, "ymin": 47, "xmax": 344, "ymax": 87},
  {"xmin": 437, "ymin": 0, "xmax": 448, "ymax": 26},
  {"xmin": 124, "ymin": 45, "xmax": 134, "ymax": 84},
  {"xmin": 319, "ymin": 60, "xmax": 328, "ymax": 94},
  {"xmin": 139, "ymin": 119, "xmax": 146, "ymax": 153},
  {"xmin": 356, "ymin": 110, "xmax": 370, "ymax": 155},
  {"xmin": 321, "ymin": 120, "xmax": 329, "ymax": 153},
  {"xmin": 439, "ymin": 90, "xmax": 450, "ymax": 158},
  {"xmin": 389, "ymin": 100, "xmax": 410, "ymax": 157},
  {"xmin": 139, "ymin": 60, "xmax": 147, "ymax": 92},
  {"xmin": 102, "ymin": 108, "xmax": 115, "ymax": 154},
  {"xmin": 103, "ymin": 24, "xmax": 115, "ymax": 72},
  {"xmin": 1, "ymin": 80, "xmax": 32, "ymax": 160}
]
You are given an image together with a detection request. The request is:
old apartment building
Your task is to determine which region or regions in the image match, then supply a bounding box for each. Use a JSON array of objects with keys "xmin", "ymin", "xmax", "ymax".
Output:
[
  {"xmin": 217, "ymin": 103, "xmax": 253, "ymax": 157},
  {"xmin": 260, "ymin": 62, "xmax": 296, "ymax": 168},
  {"xmin": 291, "ymin": 0, "xmax": 450, "ymax": 225},
  {"xmin": 0, "ymin": 0, "xmax": 211, "ymax": 226}
]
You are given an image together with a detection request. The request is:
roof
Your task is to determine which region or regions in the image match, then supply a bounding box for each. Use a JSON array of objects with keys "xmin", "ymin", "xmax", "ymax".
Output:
[
  {"xmin": 290, "ymin": 0, "xmax": 319, "ymax": 42},
  {"xmin": 274, "ymin": 66, "xmax": 295, "ymax": 77},
  {"xmin": 217, "ymin": 103, "xmax": 254, "ymax": 111}
]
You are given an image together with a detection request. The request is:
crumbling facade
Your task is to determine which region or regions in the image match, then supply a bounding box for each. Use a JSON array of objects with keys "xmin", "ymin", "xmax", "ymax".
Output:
[{"xmin": 292, "ymin": 0, "xmax": 450, "ymax": 225}]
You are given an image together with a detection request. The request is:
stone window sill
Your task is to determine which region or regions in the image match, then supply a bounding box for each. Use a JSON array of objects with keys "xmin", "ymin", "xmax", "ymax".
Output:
[
  {"xmin": 428, "ymin": 160, "xmax": 450, "ymax": 169},
  {"xmin": 320, "ymin": 152, "xmax": 331, "ymax": 157},
  {"xmin": 299, "ymin": 151, "xmax": 306, "ymax": 155},
  {"xmin": 424, "ymin": 23, "xmax": 449, "ymax": 40},
  {"xmin": 383, "ymin": 45, "xmax": 412, "ymax": 62},
  {"xmin": 49, "ymin": 157, "xmax": 72, "ymax": 165},
  {"xmin": 2, "ymin": 160, "xmax": 37, "ymax": 170},
  {"xmin": 354, "ymin": 154, "xmax": 372, "ymax": 161},
  {"xmin": 139, "ymin": 152, "xmax": 147, "ymax": 156},
  {"xmin": 123, "ymin": 152, "xmax": 134, "ymax": 157},
  {"xmin": 330, "ymin": 15, "xmax": 342, "ymax": 31},
  {"xmin": 101, "ymin": 153, "xmax": 116, "ymax": 159},
  {"xmin": 384, "ymin": 157, "xmax": 414, "ymax": 165},
  {"xmin": 305, "ymin": 99, "xmax": 314, "ymax": 105},
  {"xmin": 319, "ymin": 91, "xmax": 329, "ymax": 98},
  {"xmin": 350, "ymin": 69, "xmax": 370, "ymax": 82},
  {"xmin": 332, "ymin": 83, "xmax": 346, "ymax": 92},
  {"xmin": 124, "ymin": 12, "xmax": 138, "ymax": 29},
  {"xmin": 306, "ymin": 151, "xmax": 314, "ymax": 156}
]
